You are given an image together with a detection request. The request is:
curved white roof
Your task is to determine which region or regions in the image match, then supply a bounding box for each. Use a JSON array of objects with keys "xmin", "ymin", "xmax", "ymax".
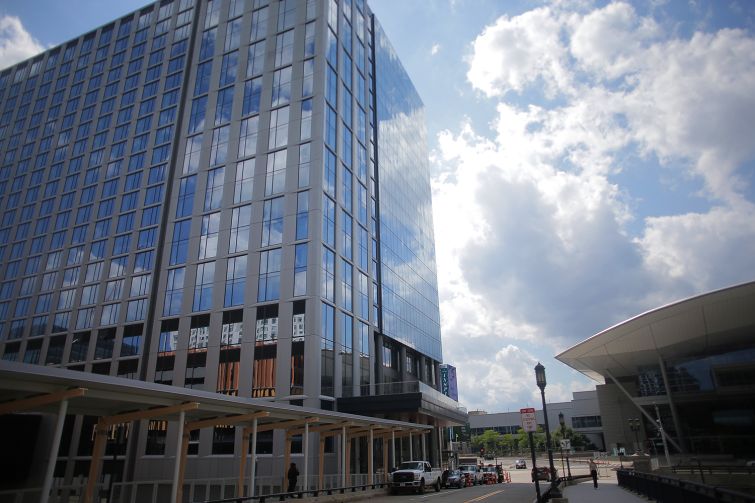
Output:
[{"xmin": 556, "ymin": 281, "xmax": 755, "ymax": 381}]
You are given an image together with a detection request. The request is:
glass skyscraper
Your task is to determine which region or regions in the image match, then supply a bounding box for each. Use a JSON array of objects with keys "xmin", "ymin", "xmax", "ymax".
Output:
[{"xmin": 0, "ymin": 0, "xmax": 462, "ymax": 487}]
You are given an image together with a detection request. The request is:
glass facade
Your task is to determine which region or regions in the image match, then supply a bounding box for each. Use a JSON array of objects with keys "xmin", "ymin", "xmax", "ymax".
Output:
[
  {"xmin": 373, "ymin": 21, "xmax": 442, "ymax": 361},
  {"xmin": 0, "ymin": 1, "xmax": 447, "ymax": 471}
]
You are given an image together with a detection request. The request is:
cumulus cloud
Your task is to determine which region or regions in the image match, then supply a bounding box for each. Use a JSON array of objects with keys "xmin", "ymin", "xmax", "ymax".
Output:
[
  {"xmin": 0, "ymin": 15, "xmax": 45, "ymax": 69},
  {"xmin": 442, "ymin": 2, "xmax": 755, "ymax": 411},
  {"xmin": 431, "ymin": 43, "xmax": 441, "ymax": 56}
]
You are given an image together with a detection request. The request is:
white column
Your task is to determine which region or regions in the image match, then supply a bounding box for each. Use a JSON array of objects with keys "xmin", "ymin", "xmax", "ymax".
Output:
[
  {"xmin": 303, "ymin": 422, "xmax": 309, "ymax": 491},
  {"xmin": 341, "ymin": 426, "xmax": 347, "ymax": 487},
  {"xmin": 170, "ymin": 411, "xmax": 186, "ymax": 503},
  {"xmin": 249, "ymin": 419, "xmax": 258, "ymax": 497},
  {"xmin": 41, "ymin": 399, "xmax": 69, "ymax": 503}
]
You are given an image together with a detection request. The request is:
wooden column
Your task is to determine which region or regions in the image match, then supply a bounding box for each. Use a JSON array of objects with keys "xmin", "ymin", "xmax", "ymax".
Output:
[
  {"xmin": 175, "ymin": 429, "xmax": 190, "ymax": 503},
  {"xmin": 409, "ymin": 432, "xmax": 413, "ymax": 460},
  {"xmin": 345, "ymin": 436, "xmax": 352, "ymax": 486},
  {"xmin": 238, "ymin": 427, "xmax": 250, "ymax": 497},
  {"xmin": 391, "ymin": 430, "xmax": 396, "ymax": 468},
  {"xmin": 83, "ymin": 420, "xmax": 109, "ymax": 503},
  {"xmin": 318, "ymin": 436, "xmax": 325, "ymax": 491},
  {"xmin": 283, "ymin": 434, "xmax": 292, "ymax": 492},
  {"xmin": 422, "ymin": 432, "xmax": 427, "ymax": 461}
]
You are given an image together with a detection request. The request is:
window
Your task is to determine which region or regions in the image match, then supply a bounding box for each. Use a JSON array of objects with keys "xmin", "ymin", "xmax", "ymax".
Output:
[
  {"xmin": 322, "ymin": 246, "xmax": 335, "ymax": 301},
  {"xmin": 188, "ymin": 96, "xmax": 207, "ymax": 134},
  {"xmin": 265, "ymin": 149, "xmax": 286, "ymax": 195},
  {"xmin": 199, "ymin": 28, "xmax": 216, "ymax": 60},
  {"xmin": 247, "ymin": 41, "xmax": 265, "ymax": 77},
  {"xmin": 204, "ymin": 167, "xmax": 224, "ymax": 211},
  {"xmin": 294, "ymin": 243, "xmax": 307, "ymax": 296},
  {"xmin": 274, "ymin": 30, "xmax": 294, "ymax": 68},
  {"xmin": 261, "ymin": 197, "xmax": 284, "ymax": 247},
  {"xmin": 324, "ymin": 148, "xmax": 336, "ymax": 196},
  {"xmin": 193, "ymin": 262, "xmax": 215, "ymax": 311},
  {"xmin": 224, "ymin": 255, "xmax": 246, "ymax": 307},
  {"xmin": 163, "ymin": 268, "xmax": 184, "ymax": 316},
  {"xmin": 168, "ymin": 220, "xmax": 191, "ymax": 265},
  {"xmin": 225, "ymin": 18, "xmax": 242, "ymax": 51},
  {"xmin": 214, "ymin": 86, "xmax": 234, "ymax": 125},
  {"xmin": 198, "ymin": 212, "xmax": 220, "ymax": 259},
  {"xmin": 234, "ymin": 159, "xmax": 254, "ymax": 203},
  {"xmin": 257, "ymin": 249, "xmax": 281, "ymax": 302},
  {"xmin": 219, "ymin": 51, "xmax": 238, "ymax": 87},
  {"xmin": 296, "ymin": 191, "xmax": 309, "ymax": 240},
  {"xmin": 323, "ymin": 195, "xmax": 336, "ymax": 247},
  {"xmin": 300, "ymin": 99, "xmax": 312, "ymax": 140},
  {"xmin": 229, "ymin": 204, "xmax": 251, "ymax": 253},
  {"xmin": 176, "ymin": 175, "xmax": 196, "ymax": 218},
  {"xmin": 268, "ymin": 106, "xmax": 289, "ymax": 149},
  {"xmin": 250, "ymin": 7, "xmax": 268, "ymax": 41},
  {"xmin": 341, "ymin": 260, "xmax": 353, "ymax": 311},
  {"xmin": 242, "ymin": 77, "xmax": 262, "ymax": 116},
  {"xmin": 209, "ymin": 126, "xmax": 229, "ymax": 166},
  {"xmin": 299, "ymin": 143, "xmax": 310, "ymax": 188},
  {"xmin": 238, "ymin": 116, "xmax": 258, "ymax": 158}
]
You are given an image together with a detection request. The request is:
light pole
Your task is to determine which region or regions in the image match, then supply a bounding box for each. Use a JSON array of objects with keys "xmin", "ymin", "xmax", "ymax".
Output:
[
  {"xmin": 629, "ymin": 418, "xmax": 641, "ymax": 454},
  {"xmin": 558, "ymin": 413, "xmax": 565, "ymax": 479},
  {"xmin": 535, "ymin": 363, "xmax": 562, "ymax": 499}
]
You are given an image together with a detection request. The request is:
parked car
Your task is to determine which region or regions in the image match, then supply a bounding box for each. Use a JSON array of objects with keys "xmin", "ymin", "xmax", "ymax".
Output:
[
  {"xmin": 458, "ymin": 464, "xmax": 483, "ymax": 485},
  {"xmin": 445, "ymin": 469, "xmax": 465, "ymax": 488},
  {"xmin": 390, "ymin": 461, "xmax": 443, "ymax": 494},
  {"xmin": 532, "ymin": 466, "xmax": 551, "ymax": 482},
  {"xmin": 515, "ymin": 459, "xmax": 527, "ymax": 469}
]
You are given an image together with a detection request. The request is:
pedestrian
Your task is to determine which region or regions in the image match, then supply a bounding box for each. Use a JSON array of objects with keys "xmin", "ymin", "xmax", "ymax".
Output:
[
  {"xmin": 589, "ymin": 459, "xmax": 598, "ymax": 489},
  {"xmin": 287, "ymin": 462, "xmax": 299, "ymax": 494}
]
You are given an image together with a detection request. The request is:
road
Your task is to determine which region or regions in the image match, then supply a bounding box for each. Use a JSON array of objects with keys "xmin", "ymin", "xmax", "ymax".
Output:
[{"xmin": 370, "ymin": 456, "xmax": 596, "ymax": 503}]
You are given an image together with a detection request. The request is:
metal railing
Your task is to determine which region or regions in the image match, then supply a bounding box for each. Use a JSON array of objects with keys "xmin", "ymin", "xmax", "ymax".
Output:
[
  {"xmin": 203, "ymin": 481, "xmax": 391, "ymax": 503},
  {"xmin": 616, "ymin": 468, "xmax": 755, "ymax": 502}
]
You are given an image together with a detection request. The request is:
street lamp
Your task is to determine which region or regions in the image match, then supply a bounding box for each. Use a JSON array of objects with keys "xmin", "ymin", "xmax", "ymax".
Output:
[
  {"xmin": 535, "ymin": 363, "xmax": 562, "ymax": 499},
  {"xmin": 629, "ymin": 418, "xmax": 641, "ymax": 454}
]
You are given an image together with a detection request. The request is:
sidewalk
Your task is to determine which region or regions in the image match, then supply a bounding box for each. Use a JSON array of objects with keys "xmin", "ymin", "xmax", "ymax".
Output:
[{"xmin": 562, "ymin": 476, "xmax": 649, "ymax": 502}]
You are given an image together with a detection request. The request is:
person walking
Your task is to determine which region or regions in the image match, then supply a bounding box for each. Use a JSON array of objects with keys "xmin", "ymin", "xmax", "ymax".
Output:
[
  {"xmin": 287, "ymin": 462, "xmax": 299, "ymax": 494},
  {"xmin": 589, "ymin": 459, "xmax": 598, "ymax": 489}
]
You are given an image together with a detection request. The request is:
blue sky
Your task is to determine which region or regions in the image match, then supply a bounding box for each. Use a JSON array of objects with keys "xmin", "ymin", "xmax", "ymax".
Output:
[{"xmin": 2, "ymin": 0, "xmax": 755, "ymax": 413}]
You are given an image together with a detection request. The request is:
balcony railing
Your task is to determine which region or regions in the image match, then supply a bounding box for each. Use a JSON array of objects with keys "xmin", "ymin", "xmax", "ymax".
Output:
[{"xmin": 373, "ymin": 380, "xmax": 467, "ymax": 414}]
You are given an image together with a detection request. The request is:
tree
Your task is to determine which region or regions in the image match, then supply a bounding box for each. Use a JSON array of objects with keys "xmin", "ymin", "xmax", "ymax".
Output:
[{"xmin": 471, "ymin": 429, "xmax": 502, "ymax": 456}]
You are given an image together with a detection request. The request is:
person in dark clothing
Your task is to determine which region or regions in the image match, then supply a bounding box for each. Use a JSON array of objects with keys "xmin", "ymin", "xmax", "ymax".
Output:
[
  {"xmin": 287, "ymin": 462, "xmax": 299, "ymax": 493},
  {"xmin": 589, "ymin": 459, "xmax": 598, "ymax": 488}
]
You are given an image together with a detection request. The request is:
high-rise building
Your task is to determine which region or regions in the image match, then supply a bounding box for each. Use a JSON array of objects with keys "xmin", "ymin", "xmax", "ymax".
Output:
[{"xmin": 0, "ymin": 0, "xmax": 465, "ymax": 488}]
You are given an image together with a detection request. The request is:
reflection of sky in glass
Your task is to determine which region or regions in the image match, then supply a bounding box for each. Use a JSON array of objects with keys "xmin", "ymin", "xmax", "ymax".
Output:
[
  {"xmin": 374, "ymin": 20, "xmax": 442, "ymax": 361},
  {"xmin": 667, "ymin": 347, "xmax": 755, "ymax": 392}
]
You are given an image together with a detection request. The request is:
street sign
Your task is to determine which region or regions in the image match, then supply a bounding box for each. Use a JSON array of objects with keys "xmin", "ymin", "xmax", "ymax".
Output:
[
  {"xmin": 520, "ymin": 407, "xmax": 537, "ymax": 433},
  {"xmin": 560, "ymin": 439, "xmax": 571, "ymax": 449}
]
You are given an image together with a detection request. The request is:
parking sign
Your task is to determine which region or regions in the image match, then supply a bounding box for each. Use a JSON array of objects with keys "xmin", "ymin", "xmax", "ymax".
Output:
[{"xmin": 520, "ymin": 407, "xmax": 537, "ymax": 433}]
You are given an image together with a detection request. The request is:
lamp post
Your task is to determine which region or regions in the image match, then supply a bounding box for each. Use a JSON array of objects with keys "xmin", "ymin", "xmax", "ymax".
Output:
[
  {"xmin": 629, "ymin": 418, "xmax": 641, "ymax": 454},
  {"xmin": 535, "ymin": 363, "xmax": 562, "ymax": 499},
  {"xmin": 558, "ymin": 413, "xmax": 565, "ymax": 479}
]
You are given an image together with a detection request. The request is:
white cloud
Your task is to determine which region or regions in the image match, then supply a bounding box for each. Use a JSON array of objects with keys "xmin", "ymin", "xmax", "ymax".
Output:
[
  {"xmin": 466, "ymin": 7, "xmax": 574, "ymax": 98},
  {"xmin": 431, "ymin": 43, "xmax": 441, "ymax": 56},
  {"xmin": 442, "ymin": 2, "xmax": 755, "ymax": 411},
  {"xmin": 0, "ymin": 15, "xmax": 45, "ymax": 69}
]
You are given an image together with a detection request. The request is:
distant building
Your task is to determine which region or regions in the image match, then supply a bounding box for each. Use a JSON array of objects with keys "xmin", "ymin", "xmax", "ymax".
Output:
[
  {"xmin": 558, "ymin": 281, "xmax": 755, "ymax": 457},
  {"xmin": 468, "ymin": 390, "xmax": 605, "ymax": 451}
]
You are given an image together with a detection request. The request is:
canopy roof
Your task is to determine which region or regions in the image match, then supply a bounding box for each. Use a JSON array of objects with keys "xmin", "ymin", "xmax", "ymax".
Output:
[{"xmin": 556, "ymin": 281, "xmax": 755, "ymax": 382}]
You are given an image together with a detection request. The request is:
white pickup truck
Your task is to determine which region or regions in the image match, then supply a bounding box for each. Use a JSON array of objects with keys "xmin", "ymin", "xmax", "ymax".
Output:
[{"xmin": 390, "ymin": 461, "xmax": 443, "ymax": 494}]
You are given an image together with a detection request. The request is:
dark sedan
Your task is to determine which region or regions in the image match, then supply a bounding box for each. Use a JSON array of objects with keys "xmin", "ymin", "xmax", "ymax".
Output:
[{"xmin": 445, "ymin": 469, "xmax": 465, "ymax": 488}]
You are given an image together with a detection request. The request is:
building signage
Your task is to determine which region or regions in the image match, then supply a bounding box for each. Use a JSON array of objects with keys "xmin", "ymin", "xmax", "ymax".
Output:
[
  {"xmin": 440, "ymin": 364, "xmax": 459, "ymax": 401},
  {"xmin": 520, "ymin": 407, "xmax": 537, "ymax": 433}
]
